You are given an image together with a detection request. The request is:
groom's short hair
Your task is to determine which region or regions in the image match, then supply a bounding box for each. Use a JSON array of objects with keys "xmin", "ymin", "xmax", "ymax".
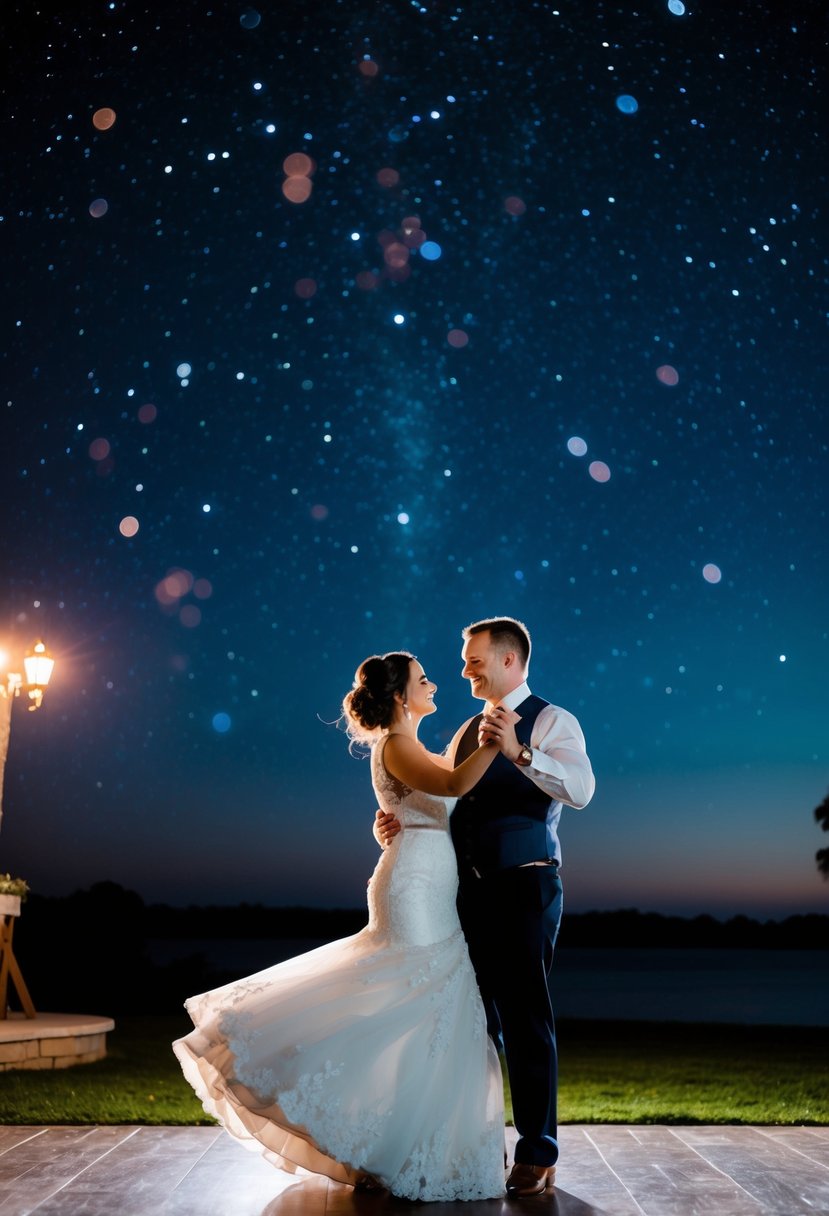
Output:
[{"xmin": 463, "ymin": 617, "xmax": 531, "ymax": 671}]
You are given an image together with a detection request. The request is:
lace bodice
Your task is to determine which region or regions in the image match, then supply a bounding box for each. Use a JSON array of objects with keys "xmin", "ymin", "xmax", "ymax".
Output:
[
  {"xmin": 366, "ymin": 735, "xmax": 460, "ymax": 949},
  {"xmin": 371, "ymin": 735, "xmax": 455, "ymax": 830}
]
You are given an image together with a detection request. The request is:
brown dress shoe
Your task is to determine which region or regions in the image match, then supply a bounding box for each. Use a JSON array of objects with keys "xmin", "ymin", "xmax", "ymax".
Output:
[
  {"xmin": 505, "ymin": 1163, "xmax": 556, "ymax": 1196},
  {"xmin": 354, "ymin": 1173, "xmax": 384, "ymax": 1191}
]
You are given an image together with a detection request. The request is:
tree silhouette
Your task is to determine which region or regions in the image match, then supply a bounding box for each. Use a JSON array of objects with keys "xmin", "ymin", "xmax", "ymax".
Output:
[{"xmin": 815, "ymin": 790, "xmax": 829, "ymax": 878}]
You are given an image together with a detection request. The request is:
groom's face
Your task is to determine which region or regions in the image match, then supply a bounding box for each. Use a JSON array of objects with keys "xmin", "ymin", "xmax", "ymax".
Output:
[{"xmin": 462, "ymin": 631, "xmax": 509, "ymax": 704}]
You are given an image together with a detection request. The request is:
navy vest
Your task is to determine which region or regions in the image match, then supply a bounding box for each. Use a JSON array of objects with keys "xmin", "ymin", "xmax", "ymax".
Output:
[{"xmin": 450, "ymin": 695, "xmax": 556, "ymax": 876}]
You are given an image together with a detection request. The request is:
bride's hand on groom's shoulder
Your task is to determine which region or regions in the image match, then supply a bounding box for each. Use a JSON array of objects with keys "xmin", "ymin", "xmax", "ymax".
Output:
[{"xmin": 375, "ymin": 808, "xmax": 401, "ymax": 847}]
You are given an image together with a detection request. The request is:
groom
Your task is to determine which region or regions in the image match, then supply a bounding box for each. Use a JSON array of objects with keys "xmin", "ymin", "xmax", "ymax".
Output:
[{"xmin": 376, "ymin": 617, "xmax": 595, "ymax": 1196}]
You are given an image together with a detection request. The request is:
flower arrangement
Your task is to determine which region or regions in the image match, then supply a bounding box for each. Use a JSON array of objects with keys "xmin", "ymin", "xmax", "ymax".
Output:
[{"xmin": 0, "ymin": 874, "xmax": 29, "ymax": 901}]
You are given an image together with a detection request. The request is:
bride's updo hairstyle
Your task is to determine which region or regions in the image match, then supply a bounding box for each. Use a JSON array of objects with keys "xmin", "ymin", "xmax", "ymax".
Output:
[{"xmin": 343, "ymin": 651, "xmax": 414, "ymax": 745}]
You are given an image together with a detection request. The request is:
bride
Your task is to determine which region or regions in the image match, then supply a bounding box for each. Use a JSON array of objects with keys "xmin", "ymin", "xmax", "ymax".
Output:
[{"xmin": 173, "ymin": 650, "xmax": 518, "ymax": 1201}]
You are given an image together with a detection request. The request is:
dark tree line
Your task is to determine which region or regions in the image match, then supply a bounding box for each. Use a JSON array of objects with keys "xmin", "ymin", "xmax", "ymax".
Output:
[
  {"xmin": 9, "ymin": 881, "xmax": 828, "ymax": 1017},
  {"xmin": 816, "ymin": 789, "xmax": 829, "ymax": 879}
]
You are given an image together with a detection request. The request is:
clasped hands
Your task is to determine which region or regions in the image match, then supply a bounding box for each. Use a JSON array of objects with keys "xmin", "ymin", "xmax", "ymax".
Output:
[{"xmin": 477, "ymin": 704, "xmax": 522, "ymax": 757}]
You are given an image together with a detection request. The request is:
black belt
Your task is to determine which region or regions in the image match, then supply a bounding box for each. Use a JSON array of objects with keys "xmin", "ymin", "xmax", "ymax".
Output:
[{"xmin": 469, "ymin": 861, "xmax": 560, "ymax": 880}]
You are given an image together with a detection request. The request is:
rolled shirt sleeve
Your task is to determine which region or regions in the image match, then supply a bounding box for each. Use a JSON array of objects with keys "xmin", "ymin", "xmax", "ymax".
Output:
[{"xmin": 526, "ymin": 704, "xmax": 595, "ymax": 809}]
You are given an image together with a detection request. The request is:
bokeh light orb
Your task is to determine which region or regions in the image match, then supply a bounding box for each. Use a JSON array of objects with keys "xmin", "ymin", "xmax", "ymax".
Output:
[
  {"xmin": 212, "ymin": 712, "xmax": 231, "ymax": 733},
  {"xmin": 92, "ymin": 108, "xmax": 116, "ymax": 130},
  {"xmin": 155, "ymin": 569, "xmax": 196, "ymax": 608},
  {"xmin": 240, "ymin": 8, "xmax": 261, "ymax": 28},
  {"xmin": 656, "ymin": 364, "xmax": 680, "ymax": 386},
  {"xmin": 504, "ymin": 196, "xmax": 527, "ymax": 216},
  {"xmin": 119, "ymin": 516, "xmax": 139, "ymax": 537},
  {"xmin": 294, "ymin": 277, "xmax": 317, "ymax": 299},
  {"xmin": 176, "ymin": 362, "xmax": 192, "ymax": 378},
  {"xmin": 567, "ymin": 436, "xmax": 588, "ymax": 456},
  {"xmin": 668, "ymin": 0, "xmax": 686, "ymax": 13},
  {"xmin": 180, "ymin": 604, "xmax": 202, "ymax": 628},
  {"xmin": 154, "ymin": 581, "xmax": 174, "ymax": 607},
  {"xmin": 138, "ymin": 402, "xmax": 157, "ymax": 423},
  {"xmin": 588, "ymin": 461, "xmax": 611, "ymax": 483},
  {"xmin": 616, "ymin": 94, "xmax": 639, "ymax": 114},
  {"xmin": 402, "ymin": 226, "xmax": 426, "ymax": 249},
  {"xmin": 282, "ymin": 176, "xmax": 313, "ymax": 203},
  {"xmin": 310, "ymin": 504, "xmax": 329, "ymax": 520},
  {"xmin": 164, "ymin": 569, "xmax": 194, "ymax": 598},
  {"xmin": 283, "ymin": 152, "xmax": 314, "ymax": 177},
  {"xmin": 447, "ymin": 328, "xmax": 469, "ymax": 348},
  {"xmin": 89, "ymin": 198, "xmax": 109, "ymax": 218},
  {"xmin": 193, "ymin": 578, "xmax": 213, "ymax": 600},
  {"xmin": 89, "ymin": 437, "xmax": 111, "ymax": 461},
  {"xmin": 358, "ymin": 59, "xmax": 379, "ymax": 77},
  {"xmin": 420, "ymin": 240, "xmax": 442, "ymax": 260},
  {"xmin": 702, "ymin": 563, "xmax": 722, "ymax": 584},
  {"xmin": 384, "ymin": 242, "xmax": 409, "ymax": 269},
  {"xmin": 376, "ymin": 167, "xmax": 400, "ymax": 188},
  {"xmin": 355, "ymin": 270, "xmax": 379, "ymax": 291}
]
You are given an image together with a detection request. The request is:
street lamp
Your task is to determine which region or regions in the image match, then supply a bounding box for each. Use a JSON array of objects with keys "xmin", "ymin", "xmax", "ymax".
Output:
[
  {"xmin": 0, "ymin": 640, "xmax": 55, "ymax": 1018},
  {"xmin": 22, "ymin": 642, "xmax": 55, "ymax": 711},
  {"xmin": 1, "ymin": 640, "xmax": 55, "ymax": 832}
]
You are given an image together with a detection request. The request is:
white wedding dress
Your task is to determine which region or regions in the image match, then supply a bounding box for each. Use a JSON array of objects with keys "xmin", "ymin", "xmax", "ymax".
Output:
[{"xmin": 173, "ymin": 736, "xmax": 506, "ymax": 1201}]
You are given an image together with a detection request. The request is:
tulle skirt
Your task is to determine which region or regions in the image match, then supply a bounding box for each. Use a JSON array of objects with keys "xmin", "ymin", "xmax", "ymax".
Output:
[{"xmin": 173, "ymin": 922, "xmax": 505, "ymax": 1201}]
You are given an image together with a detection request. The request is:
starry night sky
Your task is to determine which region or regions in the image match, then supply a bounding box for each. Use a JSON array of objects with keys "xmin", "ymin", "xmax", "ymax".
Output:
[{"xmin": 2, "ymin": 0, "xmax": 827, "ymax": 918}]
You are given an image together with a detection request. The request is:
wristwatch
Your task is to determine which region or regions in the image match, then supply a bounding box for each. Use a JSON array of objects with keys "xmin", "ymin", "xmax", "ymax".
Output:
[{"xmin": 515, "ymin": 743, "xmax": 533, "ymax": 767}]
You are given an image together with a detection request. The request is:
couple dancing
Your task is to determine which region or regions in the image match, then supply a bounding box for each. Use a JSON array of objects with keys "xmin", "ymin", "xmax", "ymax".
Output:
[{"xmin": 173, "ymin": 617, "xmax": 595, "ymax": 1202}]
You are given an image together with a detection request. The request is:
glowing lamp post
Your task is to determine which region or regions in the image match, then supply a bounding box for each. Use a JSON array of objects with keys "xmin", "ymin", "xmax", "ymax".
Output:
[
  {"xmin": 0, "ymin": 640, "xmax": 55, "ymax": 1018},
  {"xmin": 22, "ymin": 642, "xmax": 55, "ymax": 711},
  {"xmin": 1, "ymin": 640, "xmax": 55, "ymax": 831}
]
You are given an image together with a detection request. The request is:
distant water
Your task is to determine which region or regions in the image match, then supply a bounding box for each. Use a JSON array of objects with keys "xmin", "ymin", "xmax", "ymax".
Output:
[
  {"xmin": 551, "ymin": 947, "xmax": 829, "ymax": 1026},
  {"xmin": 148, "ymin": 939, "xmax": 829, "ymax": 1026}
]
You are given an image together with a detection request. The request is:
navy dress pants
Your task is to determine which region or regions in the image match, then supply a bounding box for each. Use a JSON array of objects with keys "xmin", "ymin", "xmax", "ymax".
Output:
[{"xmin": 457, "ymin": 865, "xmax": 563, "ymax": 1167}]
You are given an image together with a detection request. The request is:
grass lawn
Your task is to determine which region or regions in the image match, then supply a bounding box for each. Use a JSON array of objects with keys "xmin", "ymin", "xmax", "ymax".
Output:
[
  {"xmin": 556, "ymin": 1020, "xmax": 828, "ymax": 1125},
  {"xmin": 0, "ymin": 1016, "xmax": 826, "ymax": 1126}
]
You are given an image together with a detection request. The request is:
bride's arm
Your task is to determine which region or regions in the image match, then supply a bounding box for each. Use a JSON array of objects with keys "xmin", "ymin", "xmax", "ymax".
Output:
[
  {"xmin": 384, "ymin": 709, "xmax": 519, "ymax": 797},
  {"xmin": 384, "ymin": 735, "xmax": 495, "ymax": 797},
  {"xmin": 422, "ymin": 749, "xmax": 453, "ymax": 771}
]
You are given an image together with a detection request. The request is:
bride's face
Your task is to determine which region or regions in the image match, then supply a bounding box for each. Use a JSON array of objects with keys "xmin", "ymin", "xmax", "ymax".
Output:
[{"xmin": 404, "ymin": 661, "xmax": 437, "ymax": 719}]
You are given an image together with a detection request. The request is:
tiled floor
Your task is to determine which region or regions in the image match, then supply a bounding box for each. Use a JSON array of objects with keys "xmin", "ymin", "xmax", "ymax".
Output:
[{"xmin": 0, "ymin": 1124, "xmax": 827, "ymax": 1215}]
